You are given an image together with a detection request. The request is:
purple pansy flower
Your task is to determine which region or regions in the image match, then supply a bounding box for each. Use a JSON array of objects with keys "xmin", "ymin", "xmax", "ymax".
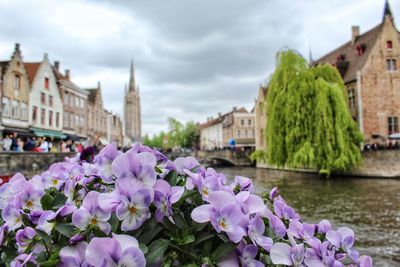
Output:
[
  {"xmin": 288, "ymin": 219, "xmax": 316, "ymax": 241},
  {"xmin": 10, "ymin": 253, "xmax": 36, "ymax": 267},
  {"xmin": 317, "ymin": 219, "xmax": 332, "ymax": 234},
  {"xmin": 15, "ymin": 226, "xmax": 36, "ymax": 251},
  {"xmin": 85, "ymin": 234, "xmax": 145, "ymax": 267},
  {"xmin": 173, "ymin": 156, "xmax": 199, "ymax": 175},
  {"xmin": 358, "ymin": 255, "xmax": 373, "ymax": 267},
  {"xmin": 2, "ymin": 205, "xmax": 24, "ymax": 231},
  {"xmin": 238, "ymin": 244, "xmax": 264, "ymax": 267},
  {"xmin": 59, "ymin": 242, "xmax": 88, "ymax": 267},
  {"xmin": 326, "ymin": 227, "xmax": 354, "ymax": 251},
  {"xmin": 248, "ymin": 215, "xmax": 273, "ymax": 251},
  {"xmin": 111, "ymin": 151, "xmax": 157, "ymax": 187},
  {"xmin": 153, "ymin": 179, "xmax": 184, "ymax": 222},
  {"xmin": 72, "ymin": 191, "xmax": 111, "ymax": 234},
  {"xmin": 268, "ymin": 214, "xmax": 287, "ymax": 238},
  {"xmin": 94, "ymin": 142, "xmax": 121, "ymax": 183},
  {"xmin": 192, "ymin": 191, "xmax": 247, "ymax": 243},
  {"xmin": 0, "ymin": 224, "xmax": 8, "ymax": 246},
  {"xmin": 270, "ymin": 240, "xmax": 305, "ymax": 266},
  {"xmin": 114, "ymin": 178, "xmax": 152, "ymax": 231},
  {"xmin": 304, "ymin": 239, "xmax": 344, "ymax": 267},
  {"xmin": 234, "ymin": 176, "xmax": 254, "ymax": 193},
  {"xmin": 269, "ymin": 186, "xmax": 279, "ymax": 200},
  {"xmin": 37, "ymin": 211, "xmax": 57, "ymax": 235}
]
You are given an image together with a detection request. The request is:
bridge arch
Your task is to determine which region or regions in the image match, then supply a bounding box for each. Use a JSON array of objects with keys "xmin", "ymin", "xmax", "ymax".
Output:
[{"xmin": 207, "ymin": 156, "xmax": 236, "ymax": 166}]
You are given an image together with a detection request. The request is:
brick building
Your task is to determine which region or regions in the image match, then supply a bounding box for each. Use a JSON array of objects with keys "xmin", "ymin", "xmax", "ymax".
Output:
[
  {"xmin": 53, "ymin": 62, "xmax": 89, "ymax": 142},
  {"xmin": 222, "ymin": 107, "xmax": 255, "ymax": 148},
  {"xmin": 0, "ymin": 43, "xmax": 31, "ymax": 139},
  {"xmin": 315, "ymin": 1, "xmax": 400, "ymax": 142},
  {"xmin": 85, "ymin": 82, "xmax": 108, "ymax": 145}
]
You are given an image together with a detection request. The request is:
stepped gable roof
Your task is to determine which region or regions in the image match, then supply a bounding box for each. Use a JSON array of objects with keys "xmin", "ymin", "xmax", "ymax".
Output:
[
  {"xmin": 0, "ymin": 61, "xmax": 9, "ymax": 76},
  {"xmin": 24, "ymin": 62, "xmax": 41, "ymax": 86},
  {"xmin": 314, "ymin": 23, "xmax": 383, "ymax": 83}
]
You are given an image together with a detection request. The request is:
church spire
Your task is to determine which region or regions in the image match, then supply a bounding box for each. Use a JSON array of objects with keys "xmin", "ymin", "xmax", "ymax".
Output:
[
  {"xmin": 383, "ymin": 0, "xmax": 393, "ymax": 21},
  {"xmin": 129, "ymin": 59, "xmax": 136, "ymax": 92}
]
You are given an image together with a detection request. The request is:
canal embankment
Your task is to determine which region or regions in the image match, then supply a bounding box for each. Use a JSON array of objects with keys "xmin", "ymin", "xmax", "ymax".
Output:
[{"xmin": 256, "ymin": 150, "xmax": 400, "ymax": 178}]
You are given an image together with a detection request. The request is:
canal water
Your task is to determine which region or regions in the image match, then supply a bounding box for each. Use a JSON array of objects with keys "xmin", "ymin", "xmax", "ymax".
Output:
[{"xmin": 215, "ymin": 167, "xmax": 400, "ymax": 267}]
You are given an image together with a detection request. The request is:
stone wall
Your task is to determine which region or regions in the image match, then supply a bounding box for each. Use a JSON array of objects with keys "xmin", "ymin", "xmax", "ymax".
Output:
[
  {"xmin": 257, "ymin": 150, "xmax": 400, "ymax": 178},
  {"xmin": 0, "ymin": 152, "xmax": 75, "ymax": 177}
]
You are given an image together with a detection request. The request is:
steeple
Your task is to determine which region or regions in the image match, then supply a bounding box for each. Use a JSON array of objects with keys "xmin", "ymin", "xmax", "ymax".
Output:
[
  {"xmin": 383, "ymin": 0, "xmax": 393, "ymax": 21},
  {"xmin": 128, "ymin": 60, "xmax": 136, "ymax": 92}
]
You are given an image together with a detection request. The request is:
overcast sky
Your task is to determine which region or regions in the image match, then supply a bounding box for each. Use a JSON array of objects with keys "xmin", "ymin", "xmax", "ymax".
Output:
[{"xmin": 0, "ymin": 0, "xmax": 398, "ymax": 135}]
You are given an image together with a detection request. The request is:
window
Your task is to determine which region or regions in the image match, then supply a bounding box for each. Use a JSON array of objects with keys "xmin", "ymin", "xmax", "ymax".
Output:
[
  {"xmin": 64, "ymin": 92, "xmax": 69, "ymax": 104},
  {"xmin": 241, "ymin": 119, "xmax": 244, "ymax": 126},
  {"xmin": 41, "ymin": 108, "xmax": 46, "ymax": 125},
  {"xmin": 75, "ymin": 114, "xmax": 80, "ymax": 127},
  {"xmin": 237, "ymin": 130, "xmax": 241, "ymax": 138},
  {"xmin": 14, "ymin": 75, "xmax": 20, "ymax": 90},
  {"xmin": 248, "ymin": 119, "xmax": 251, "ymax": 126},
  {"xmin": 49, "ymin": 110, "xmax": 53, "ymax": 126},
  {"xmin": 387, "ymin": 41, "xmax": 393, "ymax": 49},
  {"xmin": 44, "ymin": 77, "xmax": 49, "ymax": 89},
  {"xmin": 21, "ymin": 102, "xmax": 27, "ymax": 119},
  {"xmin": 75, "ymin": 96, "xmax": 79, "ymax": 107},
  {"xmin": 348, "ymin": 88, "xmax": 356, "ymax": 109},
  {"xmin": 64, "ymin": 112, "xmax": 69, "ymax": 127},
  {"xmin": 49, "ymin": 95, "xmax": 53, "ymax": 107},
  {"xmin": 245, "ymin": 129, "xmax": 248, "ymax": 137},
  {"xmin": 69, "ymin": 95, "xmax": 74, "ymax": 106},
  {"xmin": 386, "ymin": 59, "xmax": 397, "ymax": 71},
  {"xmin": 41, "ymin": 92, "xmax": 46, "ymax": 105},
  {"xmin": 69, "ymin": 112, "xmax": 74, "ymax": 127},
  {"xmin": 12, "ymin": 100, "xmax": 18, "ymax": 118},
  {"xmin": 2, "ymin": 97, "xmax": 10, "ymax": 117},
  {"xmin": 388, "ymin": 117, "xmax": 398, "ymax": 134},
  {"xmin": 56, "ymin": 112, "xmax": 60, "ymax": 127},
  {"xmin": 32, "ymin": 106, "xmax": 38, "ymax": 122},
  {"xmin": 80, "ymin": 98, "xmax": 84, "ymax": 108}
]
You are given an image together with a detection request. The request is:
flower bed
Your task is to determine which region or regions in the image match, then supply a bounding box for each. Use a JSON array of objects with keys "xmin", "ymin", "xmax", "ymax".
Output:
[{"xmin": 0, "ymin": 143, "xmax": 372, "ymax": 266}]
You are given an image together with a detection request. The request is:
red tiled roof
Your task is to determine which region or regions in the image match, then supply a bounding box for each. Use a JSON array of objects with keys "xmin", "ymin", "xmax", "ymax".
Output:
[
  {"xmin": 24, "ymin": 62, "xmax": 41, "ymax": 86},
  {"xmin": 314, "ymin": 23, "xmax": 383, "ymax": 83},
  {"xmin": 199, "ymin": 107, "xmax": 248, "ymax": 129}
]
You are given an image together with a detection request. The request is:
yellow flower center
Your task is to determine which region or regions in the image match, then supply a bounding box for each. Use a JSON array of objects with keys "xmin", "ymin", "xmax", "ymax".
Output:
[
  {"xmin": 129, "ymin": 205, "xmax": 138, "ymax": 215},
  {"xmin": 90, "ymin": 217, "xmax": 98, "ymax": 225},
  {"xmin": 219, "ymin": 219, "xmax": 227, "ymax": 229},
  {"xmin": 26, "ymin": 200, "xmax": 33, "ymax": 208},
  {"xmin": 202, "ymin": 188, "xmax": 209, "ymax": 196},
  {"xmin": 52, "ymin": 179, "xmax": 59, "ymax": 186}
]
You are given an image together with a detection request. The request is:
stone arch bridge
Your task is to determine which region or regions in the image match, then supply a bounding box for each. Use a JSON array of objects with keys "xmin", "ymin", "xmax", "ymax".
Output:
[{"xmin": 166, "ymin": 149, "xmax": 254, "ymax": 167}]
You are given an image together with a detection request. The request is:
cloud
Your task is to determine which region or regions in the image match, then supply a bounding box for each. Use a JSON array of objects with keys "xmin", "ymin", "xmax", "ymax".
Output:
[{"xmin": 0, "ymin": 0, "xmax": 397, "ymax": 135}]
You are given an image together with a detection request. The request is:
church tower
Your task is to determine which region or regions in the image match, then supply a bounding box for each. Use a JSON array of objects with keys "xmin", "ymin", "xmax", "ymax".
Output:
[{"xmin": 124, "ymin": 60, "xmax": 141, "ymax": 144}]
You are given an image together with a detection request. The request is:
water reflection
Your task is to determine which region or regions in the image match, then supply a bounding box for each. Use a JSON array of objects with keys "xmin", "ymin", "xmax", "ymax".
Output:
[{"xmin": 216, "ymin": 167, "xmax": 400, "ymax": 267}]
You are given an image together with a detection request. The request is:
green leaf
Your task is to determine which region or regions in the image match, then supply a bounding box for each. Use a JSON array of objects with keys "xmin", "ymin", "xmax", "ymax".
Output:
[
  {"xmin": 217, "ymin": 233, "xmax": 229, "ymax": 243},
  {"xmin": 138, "ymin": 219, "xmax": 163, "ymax": 245},
  {"xmin": 212, "ymin": 243, "xmax": 236, "ymax": 261},
  {"xmin": 172, "ymin": 213, "xmax": 188, "ymax": 229},
  {"xmin": 146, "ymin": 239, "xmax": 170, "ymax": 264},
  {"xmin": 139, "ymin": 243, "xmax": 148, "ymax": 254},
  {"xmin": 177, "ymin": 235, "xmax": 195, "ymax": 245},
  {"xmin": 36, "ymin": 230, "xmax": 53, "ymax": 250},
  {"xmin": 51, "ymin": 193, "xmax": 67, "ymax": 209},
  {"xmin": 41, "ymin": 193, "xmax": 53, "ymax": 210},
  {"xmin": 108, "ymin": 213, "xmax": 119, "ymax": 233},
  {"xmin": 55, "ymin": 223, "xmax": 75, "ymax": 238},
  {"xmin": 194, "ymin": 232, "xmax": 215, "ymax": 245}
]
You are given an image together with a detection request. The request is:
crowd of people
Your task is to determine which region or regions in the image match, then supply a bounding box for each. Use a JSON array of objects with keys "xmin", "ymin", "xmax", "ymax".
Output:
[{"xmin": 1, "ymin": 133, "xmax": 85, "ymax": 153}]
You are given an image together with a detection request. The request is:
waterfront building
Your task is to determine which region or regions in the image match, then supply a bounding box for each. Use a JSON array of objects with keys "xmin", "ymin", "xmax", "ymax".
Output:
[
  {"xmin": 124, "ymin": 60, "xmax": 141, "ymax": 145},
  {"xmin": 315, "ymin": 1, "xmax": 400, "ymax": 142},
  {"xmin": 108, "ymin": 112, "xmax": 124, "ymax": 145},
  {"xmin": 0, "ymin": 43, "xmax": 31, "ymax": 140},
  {"xmin": 199, "ymin": 114, "xmax": 224, "ymax": 150},
  {"xmin": 85, "ymin": 82, "xmax": 108, "ymax": 146},
  {"xmin": 53, "ymin": 62, "xmax": 89, "ymax": 143},
  {"xmin": 26, "ymin": 53, "xmax": 64, "ymax": 140},
  {"xmin": 222, "ymin": 107, "xmax": 256, "ymax": 148}
]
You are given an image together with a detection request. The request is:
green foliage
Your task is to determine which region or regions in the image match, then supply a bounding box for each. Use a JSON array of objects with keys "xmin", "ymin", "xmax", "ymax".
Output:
[
  {"xmin": 144, "ymin": 118, "xmax": 199, "ymax": 149},
  {"xmin": 265, "ymin": 49, "xmax": 363, "ymax": 175}
]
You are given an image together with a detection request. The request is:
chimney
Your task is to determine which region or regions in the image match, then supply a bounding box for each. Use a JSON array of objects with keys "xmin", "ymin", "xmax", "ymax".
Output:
[
  {"xmin": 218, "ymin": 112, "xmax": 222, "ymax": 117},
  {"xmin": 65, "ymin": 69, "xmax": 70, "ymax": 80},
  {"xmin": 43, "ymin": 53, "xmax": 49, "ymax": 61},
  {"xmin": 54, "ymin": 61, "xmax": 60, "ymax": 71},
  {"xmin": 15, "ymin": 43, "xmax": 20, "ymax": 52},
  {"xmin": 233, "ymin": 106, "xmax": 237, "ymax": 111},
  {"xmin": 97, "ymin": 81, "xmax": 101, "ymax": 88},
  {"xmin": 351, "ymin": 26, "xmax": 360, "ymax": 44}
]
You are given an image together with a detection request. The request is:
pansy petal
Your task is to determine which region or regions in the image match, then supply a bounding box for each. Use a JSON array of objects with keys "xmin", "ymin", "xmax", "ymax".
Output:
[
  {"xmin": 191, "ymin": 204, "xmax": 213, "ymax": 223},
  {"xmin": 119, "ymin": 247, "xmax": 146, "ymax": 267},
  {"xmin": 270, "ymin": 242, "xmax": 293, "ymax": 266},
  {"xmin": 72, "ymin": 208, "xmax": 91, "ymax": 229}
]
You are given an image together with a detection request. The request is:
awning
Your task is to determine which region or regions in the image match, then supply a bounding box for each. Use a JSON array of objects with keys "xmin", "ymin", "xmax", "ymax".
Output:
[
  {"xmin": 31, "ymin": 128, "xmax": 67, "ymax": 139},
  {"xmin": 2, "ymin": 127, "xmax": 35, "ymax": 138},
  {"xmin": 65, "ymin": 134, "xmax": 87, "ymax": 141},
  {"xmin": 388, "ymin": 133, "xmax": 400, "ymax": 139}
]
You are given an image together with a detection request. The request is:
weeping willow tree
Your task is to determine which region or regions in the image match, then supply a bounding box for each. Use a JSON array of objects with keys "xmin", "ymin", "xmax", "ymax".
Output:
[{"xmin": 265, "ymin": 50, "xmax": 363, "ymax": 175}]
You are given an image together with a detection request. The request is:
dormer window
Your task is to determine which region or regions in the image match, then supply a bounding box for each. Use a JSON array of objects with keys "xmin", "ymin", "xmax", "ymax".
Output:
[
  {"xmin": 387, "ymin": 41, "xmax": 393, "ymax": 49},
  {"xmin": 356, "ymin": 44, "xmax": 366, "ymax": 56}
]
